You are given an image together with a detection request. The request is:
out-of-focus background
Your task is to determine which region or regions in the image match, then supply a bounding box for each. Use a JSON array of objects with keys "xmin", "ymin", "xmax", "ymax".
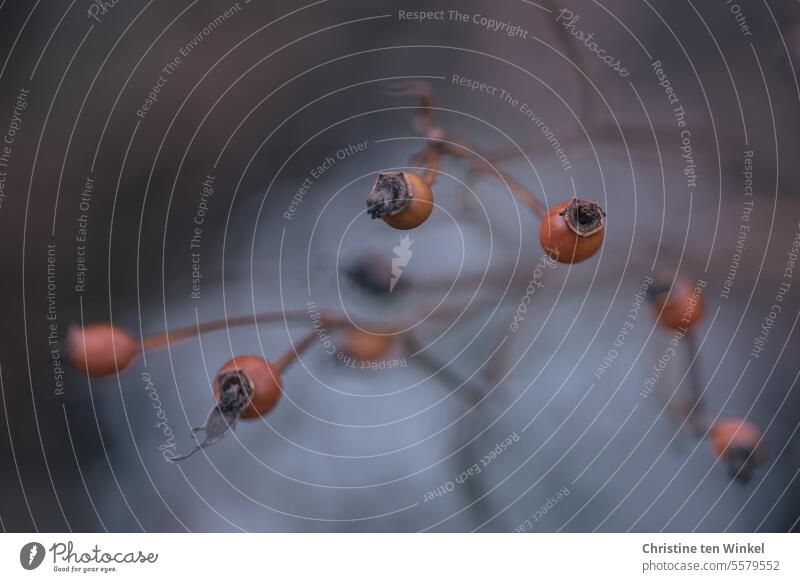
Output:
[{"xmin": 0, "ymin": 0, "xmax": 799, "ymax": 532}]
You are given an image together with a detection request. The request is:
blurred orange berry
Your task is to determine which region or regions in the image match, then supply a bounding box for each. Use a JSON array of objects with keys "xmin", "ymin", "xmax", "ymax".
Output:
[
  {"xmin": 66, "ymin": 323, "xmax": 139, "ymax": 377},
  {"xmin": 710, "ymin": 418, "xmax": 766, "ymax": 483}
]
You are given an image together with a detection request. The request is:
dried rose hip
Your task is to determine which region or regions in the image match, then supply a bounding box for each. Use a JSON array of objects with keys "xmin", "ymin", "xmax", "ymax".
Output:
[{"xmin": 539, "ymin": 198, "xmax": 605, "ymax": 263}]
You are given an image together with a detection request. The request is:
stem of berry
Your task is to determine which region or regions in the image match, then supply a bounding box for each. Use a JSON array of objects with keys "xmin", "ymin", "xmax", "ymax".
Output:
[
  {"xmin": 272, "ymin": 330, "xmax": 324, "ymax": 374},
  {"xmin": 420, "ymin": 145, "xmax": 442, "ymax": 186},
  {"xmin": 683, "ymin": 331, "xmax": 708, "ymax": 437},
  {"xmin": 273, "ymin": 327, "xmax": 337, "ymax": 373},
  {"xmin": 139, "ymin": 302, "xmax": 475, "ymax": 359},
  {"xmin": 140, "ymin": 310, "xmax": 313, "ymax": 351},
  {"xmin": 403, "ymin": 334, "xmax": 495, "ymax": 526},
  {"xmin": 438, "ymin": 142, "xmax": 548, "ymax": 220},
  {"xmin": 393, "ymin": 80, "xmax": 549, "ymax": 221},
  {"xmin": 403, "ymin": 335, "xmax": 484, "ymax": 405}
]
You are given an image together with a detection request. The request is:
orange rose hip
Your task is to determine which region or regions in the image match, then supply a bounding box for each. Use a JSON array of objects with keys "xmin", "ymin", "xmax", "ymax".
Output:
[
  {"xmin": 66, "ymin": 323, "xmax": 139, "ymax": 377},
  {"xmin": 539, "ymin": 198, "xmax": 605, "ymax": 263},
  {"xmin": 367, "ymin": 171, "xmax": 433, "ymax": 230},
  {"xmin": 340, "ymin": 327, "xmax": 394, "ymax": 362},
  {"xmin": 650, "ymin": 277, "xmax": 705, "ymax": 331},
  {"xmin": 213, "ymin": 355, "xmax": 282, "ymax": 420}
]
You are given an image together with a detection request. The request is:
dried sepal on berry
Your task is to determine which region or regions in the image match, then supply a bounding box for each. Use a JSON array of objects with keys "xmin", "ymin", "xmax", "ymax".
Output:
[
  {"xmin": 172, "ymin": 356, "xmax": 282, "ymax": 461},
  {"xmin": 170, "ymin": 373, "xmax": 251, "ymax": 461}
]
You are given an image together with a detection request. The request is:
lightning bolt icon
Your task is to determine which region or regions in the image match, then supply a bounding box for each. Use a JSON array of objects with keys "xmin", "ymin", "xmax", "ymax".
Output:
[{"xmin": 390, "ymin": 236, "xmax": 413, "ymax": 292}]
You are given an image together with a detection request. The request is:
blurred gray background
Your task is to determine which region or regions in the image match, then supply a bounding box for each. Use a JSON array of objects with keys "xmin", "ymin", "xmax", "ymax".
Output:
[{"xmin": 0, "ymin": 0, "xmax": 799, "ymax": 532}]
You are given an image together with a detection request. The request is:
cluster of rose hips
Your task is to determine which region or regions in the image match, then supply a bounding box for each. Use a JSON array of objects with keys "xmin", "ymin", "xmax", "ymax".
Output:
[
  {"xmin": 66, "ymin": 321, "xmax": 395, "ymax": 460},
  {"xmin": 649, "ymin": 275, "xmax": 766, "ymax": 483},
  {"xmin": 62, "ymin": 82, "xmax": 766, "ymax": 486},
  {"xmin": 66, "ymin": 278, "xmax": 769, "ymax": 479},
  {"xmin": 366, "ymin": 81, "xmax": 606, "ymax": 264},
  {"xmin": 366, "ymin": 169, "xmax": 605, "ymax": 264}
]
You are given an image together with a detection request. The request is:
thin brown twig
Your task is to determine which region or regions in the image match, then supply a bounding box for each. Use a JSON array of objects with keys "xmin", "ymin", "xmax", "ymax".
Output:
[
  {"xmin": 404, "ymin": 340, "xmax": 483, "ymax": 406},
  {"xmin": 480, "ymin": 119, "xmax": 745, "ymax": 166},
  {"xmin": 385, "ymin": 80, "xmax": 435, "ymax": 135},
  {"xmin": 419, "ymin": 144, "xmax": 443, "ymax": 186},
  {"xmin": 482, "ymin": 121, "xmax": 664, "ymax": 164},
  {"xmin": 439, "ymin": 142, "xmax": 548, "ymax": 219},
  {"xmin": 403, "ymin": 334, "xmax": 495, "ymax": 527},
  {"xmin": 394, "ymin": 81, "xmax": 550, "ymax": 221},
  {"xmin": 683, "ymin": 331, "xmax": 708, "ymax": 437},
  {"xmin": 139, "ymin": 302, "xmax": 480, "ymax": 357},
  {"xmin": 273, "ymin": 327, "xmax": 337, "ymax": 372},
  {"xmin": 140, "ymin": 310, "xmax": 312, "ymax": 351}
]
